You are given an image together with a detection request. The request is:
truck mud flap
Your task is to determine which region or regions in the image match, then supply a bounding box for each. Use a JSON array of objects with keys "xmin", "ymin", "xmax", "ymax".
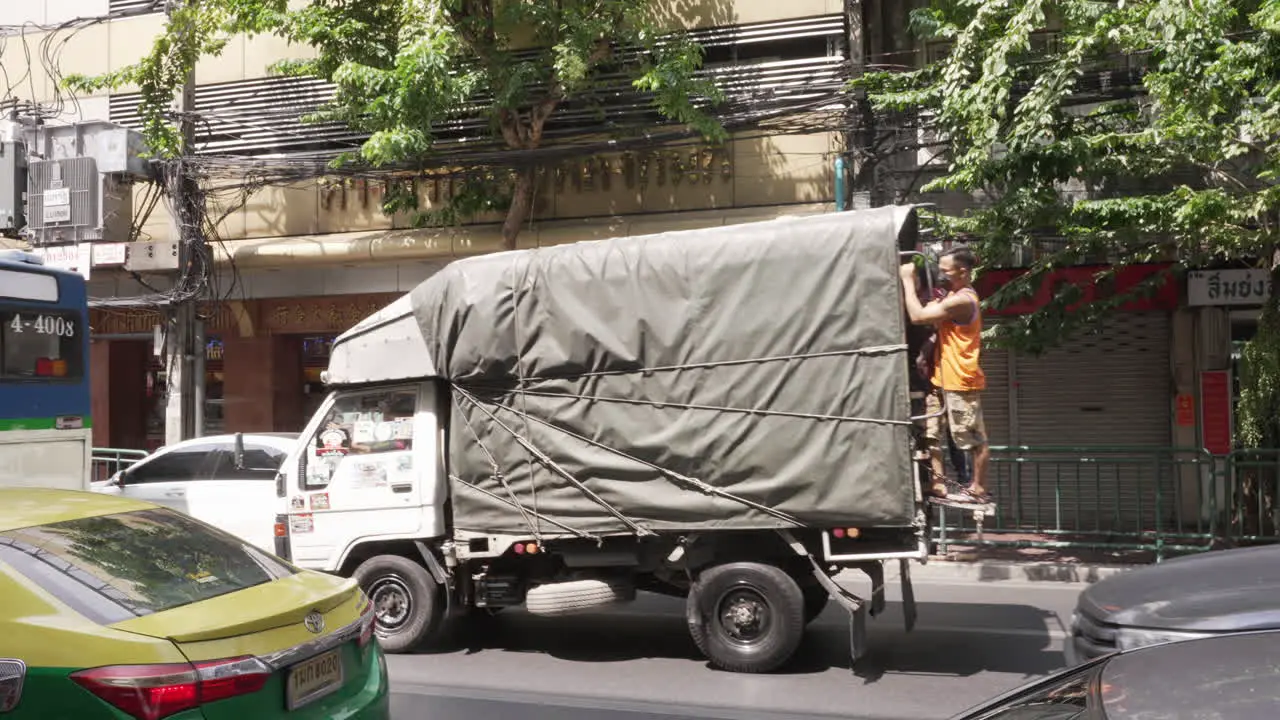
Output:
[
  {"xmin": 900, "ymin": 558, "xmax": 917, "ymax": 633},
  {"xmin": 414, "ymin": 540, "xmax": 454, "ymax": 615},
  {"xmin": 776, "ymin": 529, "xmax": 872, "ymax": 666},
  {"xmin": 802, "ymin": 553, "xmax": 870, "ymax": 666}
]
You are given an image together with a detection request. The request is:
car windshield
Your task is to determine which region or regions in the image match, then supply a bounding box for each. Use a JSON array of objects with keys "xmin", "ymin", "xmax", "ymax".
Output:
[
  {"xmin": 964, "ymin": 663, "xmax": 1099, "ymax": 720},
  {"xmin": 1098, "ymin": 633, "xmax": 1280, "ymax": 720},
  {"xmin": 0, "ymin": 507, "xmax": 295, "ymax": 624}
]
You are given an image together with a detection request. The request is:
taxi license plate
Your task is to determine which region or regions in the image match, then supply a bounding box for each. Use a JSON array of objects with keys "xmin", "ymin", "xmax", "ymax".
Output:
[{"xmin": 286, "ymin": 649, "xmax": 344, "ymax": 710}]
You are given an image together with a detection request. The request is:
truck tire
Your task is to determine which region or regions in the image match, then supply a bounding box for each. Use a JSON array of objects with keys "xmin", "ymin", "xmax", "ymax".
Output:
[
  {"xmin": 525, "ymin": 577, "xmax": 636, "ymax": 616},
  {"xmin": 686, "ymin": 562, "xmax": 806, "ymax": 673},
  {"xmin": 353, "ymin": 554, "xmax": 444, "ymax": 653}
]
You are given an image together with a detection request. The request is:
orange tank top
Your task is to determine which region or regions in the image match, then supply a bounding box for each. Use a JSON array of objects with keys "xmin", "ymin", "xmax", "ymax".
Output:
[{"xmin": 931, "ymin": 287, "xmax": 986, "ymax": 392}]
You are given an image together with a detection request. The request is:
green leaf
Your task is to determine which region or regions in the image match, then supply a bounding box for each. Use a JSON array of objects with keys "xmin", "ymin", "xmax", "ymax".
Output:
[{"xmin": 865, "ymin": 0, "xmax": 1280, "ymax": 448}]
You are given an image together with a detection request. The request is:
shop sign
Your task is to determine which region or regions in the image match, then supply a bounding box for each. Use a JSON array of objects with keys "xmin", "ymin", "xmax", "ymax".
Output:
[
  {"xmin": 1200, "ymin": 370, "xmax": 1233, "ymax": 455},
  {"xmin": 90, "ymin": 302, "xmax": 237, "ymax": 336},
  {"xmin": 261, "ymin": 294, "xmax": 399, "ymax": 334},
  {"xmin": 1175, "ymin": 393, "xmax": 1195, "ymax": 427},
  {"xmin": 976, "ymin": 263, "xmax": 1180, "ymax": 317},
  {"xmin": 1187, "ymin": 269, "xmax": 1272, "ymax": 307}
]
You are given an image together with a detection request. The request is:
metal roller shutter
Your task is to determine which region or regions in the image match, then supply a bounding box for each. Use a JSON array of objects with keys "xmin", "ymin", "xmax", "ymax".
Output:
[
  {"xmin": 977, "ymin": 343, "xmax": 1012, "ymax": 447},
  {"xmin": 1004, "ymin": 311, "xmax": 1173, "ymax": 531}
]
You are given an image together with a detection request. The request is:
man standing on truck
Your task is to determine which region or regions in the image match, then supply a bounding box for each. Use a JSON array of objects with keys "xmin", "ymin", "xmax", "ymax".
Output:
[{"xmin": 899, "ymin": 247, "xmax": 990, "ymax": 504}]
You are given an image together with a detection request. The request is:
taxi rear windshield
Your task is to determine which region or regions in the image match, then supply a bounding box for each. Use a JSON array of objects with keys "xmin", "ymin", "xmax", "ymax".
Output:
[{"xmin": 0, "ymin": 508, "xmax": 296, "ymax": 625}]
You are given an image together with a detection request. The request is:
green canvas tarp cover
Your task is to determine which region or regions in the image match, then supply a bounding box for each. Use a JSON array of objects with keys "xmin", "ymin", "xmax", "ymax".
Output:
[{"xmin": 408, "ymin": 205, "xmax": 920, "ymax": 536}]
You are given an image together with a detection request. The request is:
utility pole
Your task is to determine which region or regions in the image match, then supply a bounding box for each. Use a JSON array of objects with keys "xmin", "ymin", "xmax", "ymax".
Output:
[{"xmin": 163, "ymin": 0, "xmax": 203, "ymax": 444}]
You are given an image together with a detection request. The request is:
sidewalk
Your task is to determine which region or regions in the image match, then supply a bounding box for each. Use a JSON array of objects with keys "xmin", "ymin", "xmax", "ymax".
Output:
[{"xmin": 914, "ymin": 544, "xmax": 1144, "ymax": 584}]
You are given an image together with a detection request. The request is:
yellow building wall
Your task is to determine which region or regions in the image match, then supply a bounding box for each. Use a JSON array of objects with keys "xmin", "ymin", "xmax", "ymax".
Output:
[
  {"xmin": 26, "ymin": 0, "xmax": 845, "ymax": 84},
  {"xmin": 128, "ymin": 128, "xmax": 839, "ymax": 246}
]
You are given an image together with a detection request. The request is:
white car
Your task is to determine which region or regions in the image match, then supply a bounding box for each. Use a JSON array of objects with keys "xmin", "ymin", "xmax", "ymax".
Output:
[{"xmin": 92, "ymin": 432, "xmax": 298, "ymax": 553}]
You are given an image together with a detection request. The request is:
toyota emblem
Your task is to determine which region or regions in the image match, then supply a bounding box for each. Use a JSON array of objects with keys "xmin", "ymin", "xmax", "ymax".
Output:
[{"xmin": 303, "ymin": 611, "xmax": 325, "ymax": 634}]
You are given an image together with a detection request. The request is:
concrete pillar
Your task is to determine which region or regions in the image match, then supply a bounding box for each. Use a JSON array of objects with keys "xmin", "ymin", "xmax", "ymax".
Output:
[
  {"xmin": 223, "ymin": 335, "xmax": 304, "ymax": 433},
  {"xmin": 89, "ymin": 339, "xmax": 150, "ymax": 450}
]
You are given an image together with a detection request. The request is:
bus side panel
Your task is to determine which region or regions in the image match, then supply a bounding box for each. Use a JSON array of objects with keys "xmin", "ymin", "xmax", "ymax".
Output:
[{"xmin": 0, "ymin": 429, "xmax": 92, "ymax": 490}]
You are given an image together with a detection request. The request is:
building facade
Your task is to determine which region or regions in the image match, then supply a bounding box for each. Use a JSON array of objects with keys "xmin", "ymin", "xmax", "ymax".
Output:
[
  {"xmin": 3, "ymin": 0, "xmax": 850, "ymax": 450},
  {"xmin": 5, "ymin": 0, "xmax": 1241, "ymax": 538}
]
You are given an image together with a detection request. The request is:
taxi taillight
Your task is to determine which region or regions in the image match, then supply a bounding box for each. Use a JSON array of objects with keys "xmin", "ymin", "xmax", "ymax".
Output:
[
  {"xmin": 70, "ymin": 656, "xmax": 270, "ymax": 720},
  {"xmin": 357, "ymin": 591, "xmax": 376, "ymax": 648}
]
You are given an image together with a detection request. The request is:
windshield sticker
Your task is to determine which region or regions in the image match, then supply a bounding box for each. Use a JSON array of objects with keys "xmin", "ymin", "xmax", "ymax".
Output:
[
  {"xmin": 319, "ymin": 428, "xmax": 348, "ymax": 456},
  {"xmin": 353, "ymin": 420, "xmax": 376, "ymax": 444},
  {"xmin": 394, "ymin": 418, "xmax": 414, "ymax": 439},
  {"xmin": 374, "ymin": 421, "xmax": 395, "ymax": 443}
]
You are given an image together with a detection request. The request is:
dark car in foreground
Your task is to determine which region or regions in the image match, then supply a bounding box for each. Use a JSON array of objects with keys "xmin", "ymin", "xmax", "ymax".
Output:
[
  {"xmin": 1065, "ymin": 544, "xmax": 1280, "ymax": 664},
  {"xmin": 953, "ymin": 630, "xmax": 1280, "ymax": 720}
]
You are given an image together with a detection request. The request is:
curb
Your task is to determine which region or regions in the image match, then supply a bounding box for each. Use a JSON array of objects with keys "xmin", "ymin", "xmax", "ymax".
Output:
[{"xmin": 905, "ymin": 558, "xmax": 1136, "ymax": 584}]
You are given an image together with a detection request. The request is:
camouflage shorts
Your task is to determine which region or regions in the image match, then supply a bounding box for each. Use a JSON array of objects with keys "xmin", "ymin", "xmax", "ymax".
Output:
[{"xmin": 923, "ymin": 389, "xmax": 987, "ymax": 451}]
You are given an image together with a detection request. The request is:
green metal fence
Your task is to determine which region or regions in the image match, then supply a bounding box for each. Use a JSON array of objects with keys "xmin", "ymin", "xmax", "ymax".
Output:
[
  {"xmin": 90, "ymin": 448, "xmax": 149, "ymax": 483},
  {"xmin": 932, "ymin": 446, "xmax": 1225, "ymax": 560},
  {"xmin": 89, "ymin": 443, "xmax": 1278, "ymax": 560},
  {"xmin": 1224, "ymin": 449, "xmax": 1280, "ymax": 544}
]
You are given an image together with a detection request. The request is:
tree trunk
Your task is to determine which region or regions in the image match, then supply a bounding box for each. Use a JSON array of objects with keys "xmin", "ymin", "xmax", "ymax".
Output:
[{"xmin": 502, "ymin": 168, "xmax": 536, "ymax": 250}]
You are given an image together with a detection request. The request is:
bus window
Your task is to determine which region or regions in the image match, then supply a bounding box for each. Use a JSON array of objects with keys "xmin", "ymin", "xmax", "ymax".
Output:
[{"xmin": 0, "ymin": 308, "xmax": 84, "ymax": 380}]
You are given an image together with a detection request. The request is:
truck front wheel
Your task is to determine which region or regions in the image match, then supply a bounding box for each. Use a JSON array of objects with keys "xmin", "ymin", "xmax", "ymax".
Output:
[
  {"xmin": 686, "ymin": 562, "xmax": 806, "ymax": 673},
  {"xmin": 353, "ymin": 554, "xmax": 444, "ymax": 653}
]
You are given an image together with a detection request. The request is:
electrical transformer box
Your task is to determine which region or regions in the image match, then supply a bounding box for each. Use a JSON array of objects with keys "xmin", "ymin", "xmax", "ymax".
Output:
[{"xmin": 0, "ymin": 141, "xmax": 25, "ymax": 234}]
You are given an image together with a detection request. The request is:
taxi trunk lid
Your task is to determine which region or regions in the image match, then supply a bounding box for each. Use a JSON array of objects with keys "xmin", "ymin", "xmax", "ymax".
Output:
[
  {"xmin": 109, "ymin": 573, "xmax": 373, "ymax": 720},
  {"xmin": 110, "ymin": 572, "xmax": 360, "ymax": 645}
]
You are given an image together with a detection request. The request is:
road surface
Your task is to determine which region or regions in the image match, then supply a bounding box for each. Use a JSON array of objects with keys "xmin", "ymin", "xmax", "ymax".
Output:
[{"xmin": 387, "ymin": 570, "xmax": 1084, "ymax": 720}]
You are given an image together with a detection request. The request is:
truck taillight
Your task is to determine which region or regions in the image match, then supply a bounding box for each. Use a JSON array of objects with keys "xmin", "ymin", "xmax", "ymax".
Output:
[
  {"xmin": 70, "ymin": 656, "xmax": 270, "ymax": 720},
  {"xmin": 273, "ymin": 514, "xmax": 291, "ymax": 561}
]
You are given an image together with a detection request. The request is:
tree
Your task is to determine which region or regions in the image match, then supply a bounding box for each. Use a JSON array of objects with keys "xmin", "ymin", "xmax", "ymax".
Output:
[
  {"xmin": 67, "ymin": 0, "xmax": 726, "ymax": 248},
  {"xmin": 855, "ymin": 0, "xmax": 1280, "ymax": 452}
]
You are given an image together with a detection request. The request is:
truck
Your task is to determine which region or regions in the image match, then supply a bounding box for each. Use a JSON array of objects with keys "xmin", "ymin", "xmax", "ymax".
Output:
[{"xmin": 271, "ymin": 204, "xmax": 935, "ymax": 673}]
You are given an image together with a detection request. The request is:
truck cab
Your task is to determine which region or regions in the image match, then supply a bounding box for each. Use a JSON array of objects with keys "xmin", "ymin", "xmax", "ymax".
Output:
[{"xmin": 275, "ymin": 295, "xmax": 448, "ymax": 572}]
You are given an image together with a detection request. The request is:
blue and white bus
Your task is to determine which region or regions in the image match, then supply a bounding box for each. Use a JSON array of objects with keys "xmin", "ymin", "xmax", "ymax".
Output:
[{"xmin": 0, "ymin": 249, "xmax": 92, "ymax": 490}]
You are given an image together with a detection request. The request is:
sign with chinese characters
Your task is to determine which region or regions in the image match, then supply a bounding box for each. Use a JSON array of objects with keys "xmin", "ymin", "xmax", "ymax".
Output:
[
  {"xmin": 319, "ymin": 146, "xmax": 736, "ymax": 211},
  {"xmin": 90, "ymin": 302, "xmax": 237, "ymax": 336},
  {"xmin": 1187, "ymin": 269, "xmax": 1272, "ymax": 307},
  {"xmin": 89, "ymin": 294, "xmax": 400, "ymax": 338},
  {"xmin": 1200, "ymin": 370, "xmax": 1233, "ymax": 455},
  {"xmin": 260, "ymin": 294, "xmax": 400, "ymax": 334}
]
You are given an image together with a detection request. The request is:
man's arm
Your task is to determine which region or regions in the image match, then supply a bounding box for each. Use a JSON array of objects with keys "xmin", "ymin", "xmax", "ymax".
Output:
[{"xmin": 898, "ymin": 264, "xmax": 971, "ymax": 325}]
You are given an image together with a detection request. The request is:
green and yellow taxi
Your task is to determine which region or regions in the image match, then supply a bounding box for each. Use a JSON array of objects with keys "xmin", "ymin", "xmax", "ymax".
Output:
[{"xmin": 0, "ymin": 488, "xmax": 390, "ymax": 719}]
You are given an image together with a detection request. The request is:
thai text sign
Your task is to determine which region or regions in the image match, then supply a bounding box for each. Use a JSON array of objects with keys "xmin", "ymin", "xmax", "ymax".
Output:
[{"xmin": 1187, "ymin": 269, "xmax": 1272, "ymax": 307}]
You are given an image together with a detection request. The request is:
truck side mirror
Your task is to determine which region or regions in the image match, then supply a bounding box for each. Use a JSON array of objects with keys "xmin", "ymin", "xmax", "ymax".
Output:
[{"xmin": 234, "ymin": 432, "xmax": 246, "ymax": 470}]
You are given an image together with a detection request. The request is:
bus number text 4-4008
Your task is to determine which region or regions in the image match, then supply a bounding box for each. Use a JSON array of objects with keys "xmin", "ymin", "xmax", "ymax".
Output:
[{"xmin": 8, "ymin": 314, "xmax": 76, "ymax": 338}]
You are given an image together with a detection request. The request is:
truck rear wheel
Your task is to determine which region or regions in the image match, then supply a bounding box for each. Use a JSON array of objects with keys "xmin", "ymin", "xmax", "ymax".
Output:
[
  {"xmin": 686, "ymin": 562, "xmax": 805, "ymax": 673},
  {"xmin": 353, "ymin": 554, "xmax": 444, "ymax": 653}
]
